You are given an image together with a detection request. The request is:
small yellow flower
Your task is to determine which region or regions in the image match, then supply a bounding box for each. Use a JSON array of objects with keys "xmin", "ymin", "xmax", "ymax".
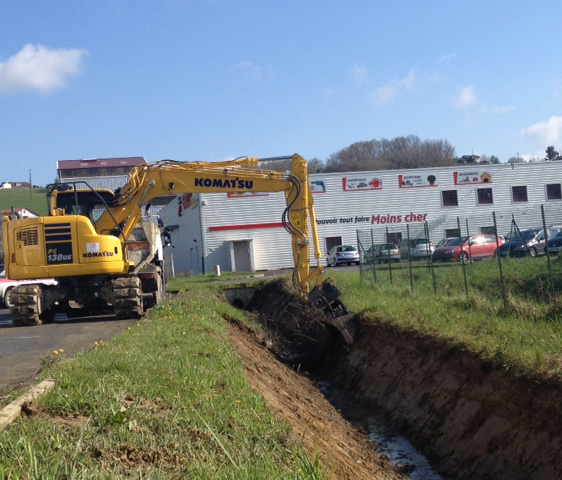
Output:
[
  {"xmin": 94, "ymin": 341, "xmax": 99, "ymax": 346},
  {"xmin": 53, "ymin": 351, "xmax": 59, "ymax": 355},
  {"xmin": 59, "ymin": 349, "xmax": 64, "ymax": 353}
]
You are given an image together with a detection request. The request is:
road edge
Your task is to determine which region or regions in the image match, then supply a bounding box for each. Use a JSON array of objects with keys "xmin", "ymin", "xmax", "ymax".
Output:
[{"xmin": 0, "ymin": 379, "xmax": 56, "ymax": 433}]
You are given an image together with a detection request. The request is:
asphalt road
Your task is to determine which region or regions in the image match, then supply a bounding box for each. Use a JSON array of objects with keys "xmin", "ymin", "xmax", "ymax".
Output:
[{"xmin": 0, "ymin": 308, "xmax": 136, "ymax": 396}]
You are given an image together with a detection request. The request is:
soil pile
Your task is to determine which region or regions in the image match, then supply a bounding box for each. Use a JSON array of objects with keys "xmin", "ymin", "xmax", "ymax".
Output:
[{"xmin": 233, "ymin": 279, "xmax": 562, "ymax": 480}]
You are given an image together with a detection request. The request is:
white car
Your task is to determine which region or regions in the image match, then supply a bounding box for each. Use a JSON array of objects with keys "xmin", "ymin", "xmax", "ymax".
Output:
[{"xmin": 0, "ymin": 270, "xmax": 57, "ymax": 308}]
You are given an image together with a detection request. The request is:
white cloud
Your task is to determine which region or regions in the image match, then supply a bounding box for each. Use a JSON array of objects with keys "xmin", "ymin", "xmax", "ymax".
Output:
[
  {"xmin": 229, "ymin": 61, "xmax": 263, "ymax": 81},
  {"xmin": 371, "ymin": 69, "xmax": 417, "ymax": 106},
  {"xmin": 323, "ymin": 86, "xmax": 336, "ymax": 99},
  {"xmin": 521, "ymin": 116, "xmax": 562, "ymax": 146},
  {"xmin": 452, "ymin": 85, "xmax": 477, "ymax": 108},
  {"xmin": 438, "ymin": 53, "xmax": 456, "ymax": 63},
  {"xmin": 0, "ymin": 44, "xmax": 87, "ymax": 94},
  {"xmin": 350, "ymin": 63, "xmax": 369, "ymax": 88},
  {"xmin": 481, "ymin": 104, "xmax": 516, "ymax": 115}
]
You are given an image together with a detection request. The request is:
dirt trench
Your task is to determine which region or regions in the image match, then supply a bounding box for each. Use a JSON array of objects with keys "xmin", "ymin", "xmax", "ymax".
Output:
[{"xmin": 228, "ymin": 279, "xmax": 562, "ymax": 480}]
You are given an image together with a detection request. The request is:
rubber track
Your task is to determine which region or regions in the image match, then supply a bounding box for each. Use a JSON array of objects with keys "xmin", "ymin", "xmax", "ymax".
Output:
[
  {"xmin": 113, "ymin": 276, "xmax": 143, "ymax": 319},
  {"xmin": 10, "ymin": 285, "xmax": 42, "ymax": 326}
]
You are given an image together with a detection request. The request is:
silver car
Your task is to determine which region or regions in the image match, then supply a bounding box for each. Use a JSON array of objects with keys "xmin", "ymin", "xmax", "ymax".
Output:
[
  {"xmin": 372, "ymin": 243, "xmax": 401, "ymax": 263},
  {"xmin": 326, "ymin": 245, "xmax": 360, "ymax": 266},
  {"xmin": 400, "ymin": 239, "xmax": 434, "ymax": 260}
]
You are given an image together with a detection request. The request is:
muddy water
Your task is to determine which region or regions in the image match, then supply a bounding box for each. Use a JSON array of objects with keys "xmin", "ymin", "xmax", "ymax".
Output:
[{"xmin": 318, "ymin": 381, "xmax": 443, "ymax": 480}]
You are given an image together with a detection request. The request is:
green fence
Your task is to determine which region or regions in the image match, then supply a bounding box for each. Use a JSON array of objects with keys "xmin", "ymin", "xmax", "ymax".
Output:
[{"xmin": 357, "ymin": 203, "xmax": 562, "ymax": 301}]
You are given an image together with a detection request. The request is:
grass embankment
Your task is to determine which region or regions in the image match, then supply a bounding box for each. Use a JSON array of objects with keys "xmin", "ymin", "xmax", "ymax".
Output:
[
  {"xmin": 334, "ymin": 256, "xmax": 562, "ymax": 379},
  {"xmin": 0, "ymin": 188, "xmax": 49, "ymax": 216},
  {"xmin": 0, "ymin": 286, "xmax": 323, "ymax": 479}
]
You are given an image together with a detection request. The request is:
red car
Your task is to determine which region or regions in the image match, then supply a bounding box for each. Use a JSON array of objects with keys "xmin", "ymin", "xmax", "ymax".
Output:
[{"xmin": 431, "ymin": 234, "xmax": 504, "ymax": 262}]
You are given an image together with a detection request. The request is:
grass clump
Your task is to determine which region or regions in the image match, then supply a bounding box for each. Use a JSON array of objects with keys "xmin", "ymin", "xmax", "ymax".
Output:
[{"xmin": 0, "ymin": 288, "xmax": 324, "ymax": 479}]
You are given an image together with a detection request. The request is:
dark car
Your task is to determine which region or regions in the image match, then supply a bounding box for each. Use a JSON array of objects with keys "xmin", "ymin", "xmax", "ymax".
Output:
[
  {"xmin": 547, "ymin": 231, "xmax": 562, "ymax": 255},
  {"xmin": 499, "ymin": 227, "xmax": 562, "ymax": 258},
  {"xmin": 432, "ymin": 234, "xmax": 503, "ymax": 262}
]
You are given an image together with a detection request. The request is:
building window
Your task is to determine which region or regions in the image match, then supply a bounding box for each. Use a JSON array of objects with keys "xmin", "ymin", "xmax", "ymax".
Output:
[
  {"xmin": 512, "ymin": 186, "xmax": 528, "ymax": 203},
  {"xmin": 546, "ymin": 183, "xmax": 562, "ymax": 200},
  {"xmin": 480, "ymin": 226, "xmax": 496, "ymax": 235},
  {"xmin": 477, "ymin": 188, "xmax": 493, "ymax": 205},
  {"xmin": 442, "ymin": 190, "xmax": 458, "ymax": 207},
  {"xmin": 445, "ymin": 228, "xmax": 461, "ymax": 238}
]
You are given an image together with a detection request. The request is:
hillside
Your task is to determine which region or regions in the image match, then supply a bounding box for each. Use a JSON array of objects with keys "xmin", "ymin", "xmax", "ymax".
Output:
[{"xmin": 0, "ymin": 188, "xmax": 49, "ymax": 216}]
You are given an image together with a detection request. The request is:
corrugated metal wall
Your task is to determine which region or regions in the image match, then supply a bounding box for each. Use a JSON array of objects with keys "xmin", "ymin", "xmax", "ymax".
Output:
[{"xmin": 163, "ymin": 161, "xmax": 562, "ymax": 273}]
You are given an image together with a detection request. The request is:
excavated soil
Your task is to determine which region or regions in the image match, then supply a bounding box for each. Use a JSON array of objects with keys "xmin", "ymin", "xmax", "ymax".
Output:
[{"xmin": 228, "ymin": 279, "xmax": 562, "ymax": 480}]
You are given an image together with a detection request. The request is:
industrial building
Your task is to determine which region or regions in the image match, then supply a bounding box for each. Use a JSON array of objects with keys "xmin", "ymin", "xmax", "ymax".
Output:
[{"xmin": 155, "ymin": 161, "xmax": 562, "ymax": 274}]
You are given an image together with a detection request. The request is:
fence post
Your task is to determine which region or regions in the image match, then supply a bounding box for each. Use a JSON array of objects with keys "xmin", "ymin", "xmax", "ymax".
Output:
[
  {"xmin": 407, "ymin": 224, "xmax": 413, "ymax": 293},
  {"xmin": 541, "ymin": 204, "xmax": 556, "ymax": 298},
  {"xmin": 458, "ymin": 216, "xmax": 469, "ymax": 297},
  {"xmin": 371, "ymin": 228, "xmax": 377, "ymax": 284},
  {"xmin": 465, "ymin": 218, "xmax": 472, "ymax": 264},
  {"xmin": 493, "ymin": 211, "xmax": 506, "ymax": 303},
  {"xmin": 386, "ymin": 226, "xmax": 393, "ymax": 285},
  {"xmin": 425, "ymin": 221, "xmax": 437, "ymax": 295}
]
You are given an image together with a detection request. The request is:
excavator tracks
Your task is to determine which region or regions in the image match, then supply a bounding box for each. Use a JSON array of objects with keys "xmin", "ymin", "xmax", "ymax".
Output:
[
  {"xmin": 10, "ymin": 285, "xmax": 53, "ymax": 327},
  {"xmin": 113, "ymin": 276, "xmax": 143, "ymax": 319}
]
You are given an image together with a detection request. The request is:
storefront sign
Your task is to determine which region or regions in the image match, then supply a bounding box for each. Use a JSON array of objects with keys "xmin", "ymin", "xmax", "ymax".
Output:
[
  {"xmin": 454, "ymin": 171, "xmax": 492, "ymax": 185},
  {"xmin": 310, "ymin": 180, "xmax": 326, "ymax": 193},
  {"xmin": 342, "ymin": 176, "xmax": 382, "ymax": 191},
  {"xmin": 398, "ymin": 173, "xmax": 438, "ymax": 188}
]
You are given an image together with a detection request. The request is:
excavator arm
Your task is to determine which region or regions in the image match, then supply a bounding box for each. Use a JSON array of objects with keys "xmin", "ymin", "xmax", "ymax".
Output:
[{"xmin": 94, "ymin": 153, "xmax": 325, "ymax": 296}]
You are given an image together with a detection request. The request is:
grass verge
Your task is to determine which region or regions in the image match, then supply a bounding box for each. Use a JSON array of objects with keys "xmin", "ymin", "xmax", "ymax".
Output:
[
  {"xmin": 331, "ymin": 256, "xmax": 562, "ymax": 379},
  {"xmin": 0, "ymin": 288, "xmax": 324, "ymax": 479}
]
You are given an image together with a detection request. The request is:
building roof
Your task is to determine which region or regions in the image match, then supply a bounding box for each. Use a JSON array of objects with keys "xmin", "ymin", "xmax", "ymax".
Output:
[
  {"xmin": 61, "ymin": 176, "xmax": 131, "ymax": 191},
  {"xmin": 0, "ymin": 208, "xmax": 39, "ymax": 217},
  {"xmin": 57, "ymin": 157, "xmax": 147, "ymax": 170}
]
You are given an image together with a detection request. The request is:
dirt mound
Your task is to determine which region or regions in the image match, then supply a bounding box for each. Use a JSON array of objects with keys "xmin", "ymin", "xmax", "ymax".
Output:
[
  {"xmin": 234, "ymin": 279, "xmax": 562, "ymax": 480},
  {"xmin": 245, "ymin": 279, "xmax": 346, "ymax": 366}
]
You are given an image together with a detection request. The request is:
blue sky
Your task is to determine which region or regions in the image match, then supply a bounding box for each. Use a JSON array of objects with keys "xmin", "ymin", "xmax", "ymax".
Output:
[{"xmin": 1, "ymin": 1, "xmax": 562, "ymax": 186}]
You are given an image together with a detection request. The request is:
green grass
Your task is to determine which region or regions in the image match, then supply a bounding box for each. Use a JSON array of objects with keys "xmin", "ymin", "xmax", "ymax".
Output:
[
  {"xmin": 0, "ymin": 288, "xmax": 325, "ymax": 479},
  {"xmin": 333, "ymin": 256, "xmax": 562, "ymax": 378},
  {"xmin": 0, "ymin": 188, "xmax": 49, "ymax": 216}
]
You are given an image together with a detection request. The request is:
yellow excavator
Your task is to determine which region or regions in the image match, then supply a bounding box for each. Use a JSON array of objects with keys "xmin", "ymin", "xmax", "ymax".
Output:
[{"xmin": 2, "ymin": 154, "xmax": 356, "ymax": 340}]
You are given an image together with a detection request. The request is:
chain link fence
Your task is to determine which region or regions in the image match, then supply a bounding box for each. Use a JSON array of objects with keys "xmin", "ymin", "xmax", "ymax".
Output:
[{"xmin": 357, "ymin": 203, "xmax": 562, "ymax": 301}]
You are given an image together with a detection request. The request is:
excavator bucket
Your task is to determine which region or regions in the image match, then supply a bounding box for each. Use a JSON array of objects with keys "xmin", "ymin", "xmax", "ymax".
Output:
[{"xmin": 308, "ymin": 279, "xmax": 360, "ymax": 344}]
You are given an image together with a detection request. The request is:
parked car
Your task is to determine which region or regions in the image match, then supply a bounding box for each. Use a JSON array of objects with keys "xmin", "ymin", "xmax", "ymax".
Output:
[
  {"xmin": 368, "ymin": 243, "xmax": 401, "ymax": 263},
  {"xmin": 431, "ymin": 234, "xmax": 504, "ymax": 262},
  {"xmin": 326, "ymin": 245, "xmax": 360, "ymax": 266},
  {"xmin": 499, "ymin": 226, "xmax": 562, "ymax": 258},
  {"xmin": 547, "ymin": 231, "xmax": 562, "ymax": 255},
  {"xmin": 400, "ymin": 238, "xmax": 434, "ymax": 260}
]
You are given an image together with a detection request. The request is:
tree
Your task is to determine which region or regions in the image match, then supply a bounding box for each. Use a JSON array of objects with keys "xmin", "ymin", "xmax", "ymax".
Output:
[
  {"xmin": 323, "ymin": 135, "xmax": 456, "ymax": 173},
  {"xmin": 307, "ymin": 157, "xmax": 324, "ymax": 173},
  {"xmin": 507, "ymin": 156, "xmax": 524, "ymax": 164},
  {"xmin": 490, "ymin": 155, "xmax": 500, "ymax": 164},
  {"xmin": 546, "ymin": 146, "xmax": 560, "ymax": 161}
]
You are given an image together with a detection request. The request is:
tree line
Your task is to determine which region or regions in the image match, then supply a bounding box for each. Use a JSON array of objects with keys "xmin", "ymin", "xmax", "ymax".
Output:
[{"xmin": 261, "ymin": 136, "xmax": 562, "ymax": 173}]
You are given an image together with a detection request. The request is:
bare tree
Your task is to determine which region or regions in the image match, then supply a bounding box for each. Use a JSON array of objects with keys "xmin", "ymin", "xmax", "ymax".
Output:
[{"xmin": 323, "ymin": 135, "xmax": 456, "ymax": 172}]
